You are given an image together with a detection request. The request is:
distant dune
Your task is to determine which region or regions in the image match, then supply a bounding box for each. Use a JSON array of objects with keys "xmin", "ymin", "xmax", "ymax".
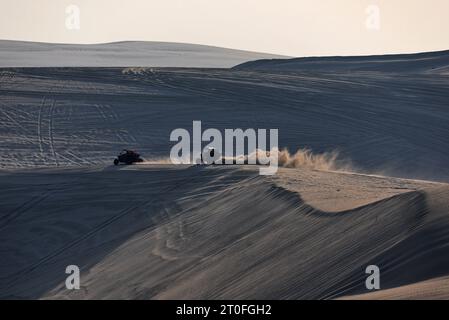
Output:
[
  {"xmin": 234, "ymin": 50, "xmax": 449, "ymax": 74},
  {"xmin": 0, "ymin": 40, "xmax": 289, "ymax": 68}
]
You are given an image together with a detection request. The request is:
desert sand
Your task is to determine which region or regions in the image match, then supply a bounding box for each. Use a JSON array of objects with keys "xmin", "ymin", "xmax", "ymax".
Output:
[
  {"xmin": 1, "ymin": 165, "xmax": 448, "ymax": 299},
  {"xmin": 1, "ymin": 43, "xmax": 449, "ymax": 299},
  {"xmin": 0, "ymin": 40, "xmax": 288, "ymax": 68}
]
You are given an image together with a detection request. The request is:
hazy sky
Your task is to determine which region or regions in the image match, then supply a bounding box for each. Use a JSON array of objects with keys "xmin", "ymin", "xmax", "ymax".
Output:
[{"xmin": 1, "ymin": 0, "xmax": 448, "ymax": 57}]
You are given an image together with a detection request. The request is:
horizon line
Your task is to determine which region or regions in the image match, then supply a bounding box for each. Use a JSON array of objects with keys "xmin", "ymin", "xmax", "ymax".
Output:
[{"xmin": 2, "ymin": 38, "xmax": 449, "ymax": 60}]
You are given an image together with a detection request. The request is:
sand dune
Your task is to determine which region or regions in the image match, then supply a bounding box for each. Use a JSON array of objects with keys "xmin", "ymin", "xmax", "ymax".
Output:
[
  {"xmin": 1, "ymin": 46, "xmax": 449, "ymax": 299},
  {"xmin": 1, "ymin": 64, "xmax": 448, "ymax": 181},
  {"xmin": 0, "ymin": 40, "xmax": 288, "ymax": 68},
  {"xmin": 234, "ymin": 49, "xmax": 449, "ymax": 74},
  {"xmin": 1, "ymin": 165, "xmax": 448, "ymax": 299}
]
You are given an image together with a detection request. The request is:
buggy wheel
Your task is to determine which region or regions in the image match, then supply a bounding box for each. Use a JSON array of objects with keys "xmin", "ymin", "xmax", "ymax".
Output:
[{"xmin": 113, "ymin": 159, "xmax": 119, "ymax": 165}]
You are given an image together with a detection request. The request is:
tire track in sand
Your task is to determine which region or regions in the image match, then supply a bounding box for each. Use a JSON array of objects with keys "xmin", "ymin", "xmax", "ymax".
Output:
[{"xmin": 48, "ymin": 99, "xmax": 58, "ymax": 166}]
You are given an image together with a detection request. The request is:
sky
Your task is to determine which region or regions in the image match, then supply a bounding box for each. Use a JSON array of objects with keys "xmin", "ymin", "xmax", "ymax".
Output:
[{"xmin": 1, "ymin": 0, "xmax": 448, "ymax": 57}]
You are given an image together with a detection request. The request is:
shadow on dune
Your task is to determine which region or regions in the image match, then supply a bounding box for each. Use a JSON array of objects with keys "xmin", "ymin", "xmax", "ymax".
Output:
[{"xmin": 0, "ymin": 165, "xmax": 253, "ymax": 299}]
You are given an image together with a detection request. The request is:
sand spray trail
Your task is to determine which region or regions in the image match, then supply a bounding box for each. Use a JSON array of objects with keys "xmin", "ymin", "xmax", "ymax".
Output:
[
  {"xmin": 139, "ymin": 147, "xmax": 355, "ymax": 173},
  {"xmin": 276, "ymin": 148, "xmax": 353, "ymax": 171}
]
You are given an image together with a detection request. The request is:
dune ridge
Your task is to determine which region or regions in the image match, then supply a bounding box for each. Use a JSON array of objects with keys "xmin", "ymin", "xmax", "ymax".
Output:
[
  {"xmin": 234, "ymin": 49, "xmax": 449, "ymax": 74},
  {"xmin": 0, "ymin": 40, "xmax": 288, "ymax": 68}
]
